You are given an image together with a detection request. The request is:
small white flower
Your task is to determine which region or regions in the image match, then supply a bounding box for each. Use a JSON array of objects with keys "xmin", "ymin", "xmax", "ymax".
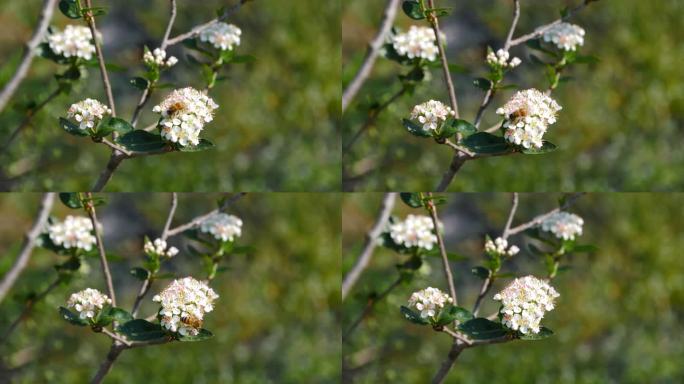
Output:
[
  {"xmin": 153, "ymin": 87, "xmax": 218, "ymax": 147},
  {"xmin": 410, "ymin": 100, "xmax": 454, "ymax": 132},
  {"xmin": 390, "ymin": 26, "xmax": 440, "ymax": 61},
  {"xmin": 486, "ymin": 48, "xmax": 521, "ymax": 69},
  {"xmin": 199, "ymin": 213, "xmax": 243, "ymax": 242},
  {"xmin": 542, "ymin": 22, "xmax": 585, "ymax": 51},
  {"xmin": 144, "ymin": 238, "xmax": 178, "ymax": 258},
  {"xmin": 153, "ymin": 277, "xmax": 218, "ymax": 336},
  {"xmin": 143, "ymin": 47, "xmax": 178, "ymax": 68},
  {"xmin": 47, "ymin": 25, "xmax": 96, "ymax": 60},
  {"xmin": 493, "ymin": 275, "xmax": 559, "ymax": 335},
  {"xmin": 540, "ymin": 211, "xmax": 584, "ymax": 241},
  {"xmin": 496, "ymin": 89, "xmax": 561, "ymax": 149},
  {"xmin": 389, "ymin": 214, "xmax": 437, "ymax": 251},
  {"xmin": 66, "ymin": 98, "xmax": 112, "ymax": 131},
  {"xmin": 48, "ymin": 215, "xmax": 96, "ymax": 252},
  {"xmin": 485, "ymin": 236, "xmax": 519, "ymax": 257},
  {"xmin": 408, "ymin": 287, "xmax": 453, "ymax": 319},
  {"xmin": 199, "ymin": 22, "xmax": 242, "ymax": 51},
  {"xmin": 67, "ymin": 288, "xmax": 112, "ymax": 320}
]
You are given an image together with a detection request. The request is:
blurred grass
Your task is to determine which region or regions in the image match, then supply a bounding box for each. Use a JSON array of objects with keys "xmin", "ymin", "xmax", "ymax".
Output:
[
  {"xmin": 0, "ymin": 193, "xmax": 340, "ymax": 383},
  {"xmin": 343, "ymin": 0, "xmax": 684, "ymax": 191},
  {"xmin": 343, "ymin": 193, "xmax": 684, "ymax": 383},
  {"xmin": 0, "ymin": 0, "xmax": 340, "ymax": 191}
]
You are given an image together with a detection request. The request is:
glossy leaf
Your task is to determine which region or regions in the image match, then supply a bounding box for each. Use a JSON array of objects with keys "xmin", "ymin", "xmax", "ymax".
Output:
[
  {"xmin": 117, "ymin": 319, "xmax": 167, "ymax": 341},
  {"xmin": 130, "ymin": 267, "xmax": 150, "ymax": 281},
  {"xmin": 59, "ymin": 192, "xmax": 82, "ymax": 208},
  {"xmin": 96, "ymin": 117, "xmax": 134, "ymax": 138},
  {"xmin": 130, "ymin": 77, "xmax": 149, "ymax": 90},
  {"xmin": 518, "ymin": 326, "xmax": 553, "ymax": 340},
  {"xmin": 400, "ymin": 306, "xmax": 429, "ymax": 325},
  {"xmin": 473, "ymin": 77, "xmax": 492, "ymax": 91},
  {"xmin": 435, "ymin": 305, "xmax": 473, "ymax": 326},
  {"xmin": 116, "ymin": 130, "xmax": 168, "ymax": 153},
  {"xmin": 458, "ymin": 318, "xmax": 508, "ymax": 339},
  {"xmin": 59, "ymin": 117, "xmax": 89, "ymax": 137},
  {"xmin": 402, "ymin": 1, "xmax": 424, "ymax": 20},
  {"xmin": 400, "ymin": 192, "xmax": 423, "ymax": 208},
  {"xmin": 442, "ymin": 118, "xmax": 477, "ymax": 138},
  {"xmin": 462, "ymin": 132, "xmax": 511, "ymax": 155},
  {"xmin": 402, "ymin": 119, "xmax": 432, "ymax": 138},
  {"xmin": 521, "ymin": 141, "xmax": 558, "ymax": 154},
  {"xmin": 177, "ymin": 328, "xmax": 214, "ymax": 342},
  {"xmin": 59, "ymin": 306, "xmax": 88, "ymax": 326},
  {"xmin": 471, "ymin": 266, "xmax": 490, "ymax": 279},
  {"xmin": 176, "ymin": 139, "xmax": 215, "ymax": 152},
  {"xmin": 59, "ymin": 0, "xmax": 81, "ymax": 19}
]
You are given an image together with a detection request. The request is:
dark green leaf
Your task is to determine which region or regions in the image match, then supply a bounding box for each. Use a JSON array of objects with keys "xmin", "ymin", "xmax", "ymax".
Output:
[
  {"xmin": 130, "ymin": 267, "xmax": 150, "ymax": 281},
  {"xmin": 59, "ymin": 0, "xmax": 81, "ymax": 19},
  {"xmin": 55, "ymin": 256, "xmax": 81, "ymax": 272},
  {"xmin": 59, "ymin": 192, "xmax": 82, "ymax": 208},
  {"xmin": 471, "ymin": 266, "xmax": 490, "ymax": 279},
  {"xmin": 435, "ymin": 305, "xmax": 473, "ymax": 326},
  {"xmin": 402, "ymin": 118, "xmax": 432, "ymax": 138},
  {"xmin": 130, "ymin": 77, "xmax": 149, "ymax": 90},
  {"xmin": 402, "ymin": 1, "xmax": 424, "ymax": 20},
  {"xmin": 400, "ymin": 306, "xmax": 429, "ymax": 325},
  {"xmin": 379, "ymin": 232, "xmax": 411, "ymax": 254},
  {"xmin": 117, "ymin": 319, "xmax": 167, "ymax": 341},
  {"xmin": 473, "ymin": 77, "xmax": 492, "ymax": 91},
  {"xmin": 176, "ymin": 139, "xmax": 215, "ymax": 152},
  {"xmin": 521, "ymin": 141, "xmax": 558, "ymax": 154},
  {"xmin": 37, "ymin": 233, "xmax": 68, "ymax": 255},
  {"xmin": 116, "ymin": 130, "xmax": 168, "ymax": 153},
  {"xmin": 108, "ymin": 307, "xmax": 134, "ymax": 324},
  {"xmin": 381, "ymin": 42, "xmax": 413, "ymax": 65},
  {"xmin": 177, "ymin": 328, "xmax": 214, "ymax": 342},
  {"xmin": 518, "ymin": 326, "xmax": 553, "ymax": 340},
  {"xmin": 59, "ymin": 117, "xmax": 89, "ymax": 136},
  {"xmin": 400, "ymin": 192, "xmax": 423, "ymax": 208},
  {"xmin": 458, "ymin": 318, "xmax": 508, "ymax": 339},
  {"xmin": 462, "ymin": 132, "xmax": 511, "ymax": 155},
  {"xmin": 59, "ymin": 306, "xmax": 88, "ymax": 326},
  {"xmin": 442, "ymin": 118, "xmax": 477, "ymax": 138},
  {"xmin": 95, "ymin": 117, "xmax": 134, "ymax": 138}
]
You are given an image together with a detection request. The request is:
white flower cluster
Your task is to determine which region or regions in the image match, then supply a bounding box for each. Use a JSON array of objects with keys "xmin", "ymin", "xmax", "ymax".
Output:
[
  {"xmin": 390, "ymin": 26, "xmax": 439, "ymax": 61},
  {"xmin": 389, "ymin": 214, "xmax": 437, "ymax": 251},
  {"xmin": 408, "ymin": 287, "xmax": 453, "ymax": 319},
  {"xmin": 485, "ymin": 237, "xmax": 519, "ymax": 257},
  {"xmin": 67, "ymin": 288, "xmax": 112, "ymax": 320},
  {"xmin": 199, "ymin": 22, "xmax": 242, "ymax": 51},
  {"xmin": 144, "ymin": 238, "xmax": 179, "ymax": 258},
  {"xmin": 200, "ymin": 213, "xmax": 243, "ymax": 242},
  {"xmin": 47, "ymin": 25, "xmax": 96, "ymax": 60},
  {"xmin": 496, "ymin": 89, "xmax": 562, "ymax": 149},
  {"xmin": 153, "ymin": 277, "xmax": 219, "ymax": 336},
  {"xmin": 48, "ymin": 215, "xmax": 96, "ymax": 251},
  {"xmin": 143, "ymin": 48, "xmax": 178, "ymax": 68},
  {"xmin": 540, "ymin": 211, "xmax": 584, "ymax": 241},
  {"xmin": 486, "ymin": 49, "xmax": 521, "ymax": 69},
  {"xmin": 494, "ymin": 275, "xmax": 559, "ymax": 335},
  {"xmin": 542, "ymin": 22, "xmax": 585, "ymax": 51},
  {"xmin": 66, "ymin": 98, "xmax": 112, "ymax": 131},
  {"xmin": 152, "ymin": 87, "xmax": 218, "ymax": 147},
  {"xmin": 410, "ymin": 100, "xmax": 454, "ymax": 132}
]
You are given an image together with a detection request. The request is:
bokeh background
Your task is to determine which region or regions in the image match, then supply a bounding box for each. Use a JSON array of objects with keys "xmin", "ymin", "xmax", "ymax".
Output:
[
  {"xmin": 343, "ymin": 0, "xmax": 684, "ymax": 191},
  {"xmin": 343, "ymin": 193, "xmax": 684, "ymax": 383},
  {"xmin": 0, "ymin": 193, "xmax": 340, "ymax": 383},
  {"xmin": 0, "ymin": 0, "xmax": 340, "ymax": 191}
]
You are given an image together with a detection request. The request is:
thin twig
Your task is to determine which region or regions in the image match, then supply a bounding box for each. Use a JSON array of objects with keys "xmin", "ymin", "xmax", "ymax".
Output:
[
  {"xmin": 426, "ymin": 0, "xmax": 459, "ymax": 119},
  {"xmin": 0, "ymin": 193, "xmax": 55, "ymax": 303},
  {"xmin": 165, "ymin": 192, "xmax": 246, "ymax": 237},
  {"xmin": 341, "ymin": 0, "xmax": 400, "ymax": 113},
  {"xmin": 425, "ymin": 192, "xmax": 458, "ymax": 305},
  {"xmin": 84, "ymin": 193, "xmax": 116, "ymax": 307},
  {"xmin": 506, "ymin": 193, "xmax": 585, "ymax": 236},
  {"xmin": 83, "ymin": 0, "xmax": 116, "ymax": 117},
  {"xmin": 501, "ymin": 192, "xmax": 520, "ymax": 240},
  {"xmin": 439, "ymin": 327, "xmax": 472, "ymax": 345},
  {"xmin": 431, "ymin": 342, "xmax": 464, "ymax": 384},
  {"xmin": 0, "ymin": 277, "xmax": 61, "ymax": 345},
  {"xmin": 342, "ymin": 192, "xmax": 397, "ymax": 301},
  {"xmin": 90, "ymin": 344, "xmax": 125, "ymax": 384},
  {"xmin": 161, "ymin": 193, "xmax": 178, "ymax": 240},
  {"xmin": 443, "ymin": 139, "xmax": 475, "ymax": 157},
  {"xmin": 435, "ymin": 154, "xmax": 466, "ymax": 192},
  {"xmin": 165, "ymin": 0, "xmax": 252, "ymax": 46},
  {"xmin": 0, "ymin": 0, "xmax": 58, "ymax": 114},
  {"xmin": 98, "ymin": 138, "xmax": 131, "ymax": 156},
  {"xmin": 100, "ymin": 328, "xmax": 131, "ymax": 347}
]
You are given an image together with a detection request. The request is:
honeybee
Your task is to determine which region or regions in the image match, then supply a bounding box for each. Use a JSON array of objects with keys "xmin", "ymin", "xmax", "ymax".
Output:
[
  {"xmin": 167, "ymin": 102, "xmax": 186, "ymax": 115},
  {"xmin": 511, "ymin": 107, "xmax": 528, "ymax": 120},
  {"xmin": 181, "ymin": 314, "xmax": 203, "ymax": 329}
]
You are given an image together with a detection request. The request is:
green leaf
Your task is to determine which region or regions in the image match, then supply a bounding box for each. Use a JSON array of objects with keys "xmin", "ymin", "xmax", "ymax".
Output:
[
  {"xmin": 130, "ymin": 267, "xmax": 150, "ymax": 281},
  {"xmin": 59, "ymin": 117, "xmax": 89, "ymax": 137},
  {"xmin": 38, "ymin": 233, "xmax": 68, "ymax": 255},
  {"xmin": 442, "ymin": 118, "xmax": 477, "ymax": 138},
  {"xmin": 95, "ymin": 117, "xmax": 134, "ymax": 138},
  {"xmin": 59, "ymin": 0, "xmax": 81, "ymax": 19},
  {"xmin": 59, "ymin": 306, "xmax": 88, "ymax": 326},
  {"xmin": 458, "ymin": 318, "xmax": 508, "ymax": 340},
  {"xmin": 108, "ymin": 307, "xmax": 134, "ymax": 324},
  {"xmin": 521, "ymin": 141, "xmax": 558, "ymax": 154},
  {"xmin": 400, "ymin": 306, "xmax": 429, "ymax": 325},
  {"xmin": 130, "ymin": 77, "xmax": 149, "ymax": 90},
  {"xmin": 471, "ymin": 266, "xmax": 490, "ymax": 279},
  {"xmin": 176, "ymin": 139, "xmax": 215, "ymax": 152},
  {"xmin": 435, "ymin": 305, "xmax": 473, "ymax": 326},
  {"xmin": 55, "ymin": 256, "xmax": 81, "ymax": 272},
  {"xmin": 117, "ymin": 319, "xmax": 167, "ymax": 341},
  {"xmin": 59, "ymin": 192, "xmax": 82, "ymax": 208},
  {"xmin": 473, "ymin": 77, "xmax": 492, "ymax": 91},
  {"xmin": 116, "ymin": 130, "xmax": 168, "ymax": 153},
  {"xmin": 462, "ymin": 132, "xmax": 511, "ymax": 155},
  {"xmin": 402, "ymin": 118, "xmax": 432, "ymax": 138},
  {"xmin": 518, "ymin": 326, "xmax": 553, "ymax": 340},
  {"xmin": 402, "ymin": 1, "xmax": 425, "ymax": 20},
  {"xmin": 379, "ymin": 232, "xmax": 411, "ymax": 254},
  {"xmin": 177, "ymin": 328, "xmax": 214, "ymax": 342},
  {"xmin": 381, "ymin": 42, "xmax": 413, "ymax": 65},
  {"xmin": 400, "ymin": 192, "xmax": 423, "ymax": 208}
]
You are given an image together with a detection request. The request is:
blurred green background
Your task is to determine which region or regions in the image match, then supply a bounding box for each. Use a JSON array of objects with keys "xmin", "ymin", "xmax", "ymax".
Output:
[
  {"xmin": 343, "ymin": 0, "xmax": 684, "ymax": 191},
  {"xmin": 343, "ymin": 193, "xmax": 684, "ymax": 383},
  {"xmin": 0, "ymin": 193, "xmax": 340, "ymax": 383},
  {"xmin": 0, "ymin": 0, "xmax": 340, "ymax": 191}
]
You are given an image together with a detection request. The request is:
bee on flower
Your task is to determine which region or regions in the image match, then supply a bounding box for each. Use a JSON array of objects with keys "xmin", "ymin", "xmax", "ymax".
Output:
[
  {"xmin": 152, "ymin": 87, "xmax": 218, "ymax": 147},
  {"xmin": 152, "ymin": 277, "xmax": 218, "ymax": 336},
  {"xmin": 496, "ymin": 89, "xmax": 561, "ymax": 149}
]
